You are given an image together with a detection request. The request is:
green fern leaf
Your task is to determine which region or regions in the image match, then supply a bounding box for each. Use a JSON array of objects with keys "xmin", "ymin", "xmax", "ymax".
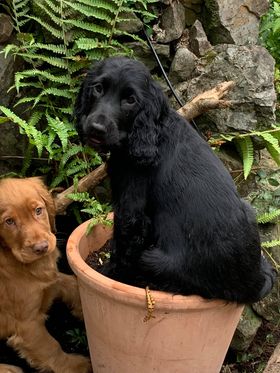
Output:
[
  {"xmin": 40, "ymin": 0, "xmax": 61, "ymax": 14},
  {"xmin": 14, "ymin": 96, "xmax": 39, "ymax": 106},
  {"xmin": 260, "ymin": 132, "xmax": 280, "ymax": 153},
  {"xmin": 16, "ymin": 69, "xmax": 72, "ymax": 85},
  {"xmin": 63, "ymin": 1, "xmax": 113, "ymax": 23},
  {"xmin": 35, "ymin": 2, "xmax": 64, "ymax": 27},
  {"xmin": 66, "ymin": 162, "xmax": 89, "ymax": 177},
  {"xmin": 29, "ymin": 111, "xmax": 43, "ymax": 127},
  {"xmin": 14, "ymin": 0, "xmax": 30, "ymax": 11},
  {"xmin": 46, "ymin": 115, "xmax": 73, "ymax": 151},
  {"xmin": 16, "ymin": 53, "xmax": 69, "ymax": 69},
  {"xmin": 24, "ymin": 43, "xmax": 67, "ymax": 54},
  {"xmin": 257, "ymin": 209, "xmax": 280, "ymax": 224},
  {"xmin": 26, "ymin": 16, "xmax": 63, "ymax": 39},
  {"xmin": 59, "ymin": 144, "xmax": 85, "ymax": 167},
  {"xmin": 262, "ymin": 240, "xmax": 280, "ymax": 249},
  {"xmin": 63, "ymin": 19, "xmax": 111, "ymax": 36},
  {"xmin": 76, "ymin": 0, "xmax": 117, "ymax": 13},
  {"xmin": 0, "ymin": 106, "xmax": 28, "ymax": 131},
  {"xmin": 21, "ymin": 142, "xmax": 34, "ymax": 176},
  {"xmin": 234, "ymin": 137, "xmax": 254, "ymax": 179}
]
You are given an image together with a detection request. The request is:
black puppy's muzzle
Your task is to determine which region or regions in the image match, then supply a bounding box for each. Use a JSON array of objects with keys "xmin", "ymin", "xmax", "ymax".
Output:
[{"xmin": 83, "ymin": 112, "xmax": 116, "ymax": 149}]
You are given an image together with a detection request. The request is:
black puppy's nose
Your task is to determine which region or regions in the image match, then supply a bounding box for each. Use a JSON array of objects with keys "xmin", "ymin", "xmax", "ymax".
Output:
[
  {"xmin": 32, "ymin": 240, "xmax": 49, "ymax": 255},
  {"xmin": 90, "ymin": 122, "xmax": 106, "ymax": 136}
]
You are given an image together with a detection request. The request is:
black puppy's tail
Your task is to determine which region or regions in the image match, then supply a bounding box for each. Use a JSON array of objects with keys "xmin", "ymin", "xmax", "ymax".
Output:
[{"xmin": 257, "ymin": 255, "xmax": 277, "ymax": 301}]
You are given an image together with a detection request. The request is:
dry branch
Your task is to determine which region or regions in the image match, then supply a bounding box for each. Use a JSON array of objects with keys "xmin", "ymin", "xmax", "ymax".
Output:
[
  {"xmin": 178, "ymin": 81, "xmax": 234, "ymax": 120},
  {"xmin": 54, "ymin": 81, "xmax": 234, "ymax": 214},
  {"xmin": 54, "ymin": 163, "xmax": 107, "ymax": 214}
]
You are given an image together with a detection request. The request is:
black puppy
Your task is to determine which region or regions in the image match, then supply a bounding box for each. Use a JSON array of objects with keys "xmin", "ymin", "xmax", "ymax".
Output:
[{"xmin": 75, "ymin": 56, "xmax": 275, "ymax": 303}]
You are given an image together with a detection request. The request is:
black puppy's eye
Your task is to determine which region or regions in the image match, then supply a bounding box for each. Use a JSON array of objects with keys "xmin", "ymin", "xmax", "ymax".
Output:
[
  {"xmin": 123, "ymin": 96, "xmax": 136, "ymax": 105},
  {"xmin": 93, "ymin": 83, "xmax": 103, "ymax": 95}
]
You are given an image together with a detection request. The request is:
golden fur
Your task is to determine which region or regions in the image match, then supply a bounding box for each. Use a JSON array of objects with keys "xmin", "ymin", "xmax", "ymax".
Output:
[{"xmin": 0, "ymin": 177, "xmax": 91, "ymax": 373}]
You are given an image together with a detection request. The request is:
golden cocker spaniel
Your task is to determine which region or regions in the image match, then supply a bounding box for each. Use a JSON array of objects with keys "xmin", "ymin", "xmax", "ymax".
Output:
[{"xmin": 0, "ymin": 177, "xmax": 91, "ymax": 373}]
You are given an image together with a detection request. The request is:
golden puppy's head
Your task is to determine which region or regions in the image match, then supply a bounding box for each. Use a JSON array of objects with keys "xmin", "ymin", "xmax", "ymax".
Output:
[{"xmin": 0, "ymin": 177, "xmax": 57, "ymax": 263}]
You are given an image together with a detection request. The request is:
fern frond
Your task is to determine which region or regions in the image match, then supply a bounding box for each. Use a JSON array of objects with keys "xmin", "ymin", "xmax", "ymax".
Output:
[
  {"xmin": 234, "ymin": 137, "xmax": 254, "ymax": 179},
  {"xmin": 16, "ymin": 53, "xmax": 69, "ymax": 69},
  {"xmin": 14, "ymin": 96, "xmax": 39, "ymax": 106},
  {"xmin": 260, "ymin": 132, "xmax": 280, "ymax": 153},
  {"xmin": 14, "ymin": 0, "xmax": 30, "ymax": 11},
  {"xmin": 265, "ymin": 142, "xmax": 280, "ymax": 165},
  {"xmin": 258, "ymin": 209, "xmax": 280, "ymax": 224},
  {"xmin": 63, "ymin": 1, "xmax": 113, "ymax": 23},
  {"xmin": 76, "ymin": 0, "xmax": 117, "ymax": 13},
  {"xmin": 35, "ymin": 2, "xmax": 64, "ymax": 27},
  {"xmin": 26, "ymin": 16, "xmax": 63, "ymax": 39},
  {"xmin": 46, "ymin": 115, "xmax": 73, "ymax": 151},
  {"xmin": 0, "ymin": 106, "xmax": 28, "ymax": 131},
  {"xmin": 16, "ymin": 69, "xmax": 72, "ymax": 85},
  {"xmin": 262, "ymin": 240, "xmax": 280, "ymax": 249},
  {"xmin": 59, "ymin": 145, "xmax": 85, "ymax": 167},
  {"xmin": 24, "ymin": 43, "xmax": 67, "ymax": 54},
  {"xmin": 259, "ymin": 132, "xmax": 280, "ymax": 166},
  {"xmin": 66, "ymin": 161, "xmax": 89, "ymax": 177},
  {"xmin": 28, "ymin": 111, "xmax": 43, "ymax": 127},
  {"xmin": 63, "ymin": 19, "xmax": 111, "ymax": 36},
  {"xmin": 114, "ymin": 29, "xmax": 147, "ymax": 43},
  {"xmin": 21, "ymin": 142, "xmax": 34, "ymax": 176},
  {"xmin": 67, "ymin": 191, "xmax": 91, "ymax": 203}
]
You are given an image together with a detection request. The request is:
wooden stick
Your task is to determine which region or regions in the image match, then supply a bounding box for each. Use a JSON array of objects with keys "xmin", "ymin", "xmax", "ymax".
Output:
[
  {"xmin": 178, "ymin": 81, "xmax": 235, "ymax": 120},
  {"xmin": 54, "ymin": 163, "xmax": 107, "ymax": 214},
  {"xmin": 54, "ymin": 81, "xmax": 235, "ymax": 214}
]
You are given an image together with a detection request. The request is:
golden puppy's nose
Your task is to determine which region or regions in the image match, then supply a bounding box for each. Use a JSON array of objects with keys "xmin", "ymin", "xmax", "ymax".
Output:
[{"xmin": 32, "ymin": 240, "xmax": 49, "ymax": 255}]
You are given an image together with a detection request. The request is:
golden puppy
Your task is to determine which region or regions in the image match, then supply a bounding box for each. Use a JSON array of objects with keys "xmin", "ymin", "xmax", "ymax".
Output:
[{"xmin": 0, "ymin": 177, "xmax": 91, "ymax": 373}]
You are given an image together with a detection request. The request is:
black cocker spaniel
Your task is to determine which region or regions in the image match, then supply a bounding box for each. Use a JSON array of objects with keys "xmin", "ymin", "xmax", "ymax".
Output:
[{"xmin": 75, "ymin": 56, "xmax": 275, "ymax": 303}]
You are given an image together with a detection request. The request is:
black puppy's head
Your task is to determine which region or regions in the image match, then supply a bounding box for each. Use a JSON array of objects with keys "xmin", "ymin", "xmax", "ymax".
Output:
[{"xmin": 74, "ymin": 57, "xmax": 169, "ymax": 165}]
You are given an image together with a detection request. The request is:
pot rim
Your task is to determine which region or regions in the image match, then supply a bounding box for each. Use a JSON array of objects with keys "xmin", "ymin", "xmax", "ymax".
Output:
[{"xmin": 66, "ymin": 220, "xmax": 240, "ymax": 311}]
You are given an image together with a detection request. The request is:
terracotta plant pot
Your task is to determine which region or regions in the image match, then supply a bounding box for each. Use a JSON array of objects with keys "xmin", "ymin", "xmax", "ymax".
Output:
[{"xmin": 66, "ymin": 220, "xmax": 244, "ymax": 373}]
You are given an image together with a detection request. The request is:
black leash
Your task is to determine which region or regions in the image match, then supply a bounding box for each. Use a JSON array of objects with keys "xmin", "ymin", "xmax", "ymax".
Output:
[{"xmin": 142, "ymin": 27, "xmax": 203, "ymax": 137}]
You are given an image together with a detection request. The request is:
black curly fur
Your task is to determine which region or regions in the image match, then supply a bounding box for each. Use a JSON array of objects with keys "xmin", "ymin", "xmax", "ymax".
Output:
[{"xmin": 74, "ymin": 57, "xmax": 276, "ymax": 303}]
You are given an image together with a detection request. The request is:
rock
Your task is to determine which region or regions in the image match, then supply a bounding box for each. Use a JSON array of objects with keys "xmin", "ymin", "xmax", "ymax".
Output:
[
  {"xmin": 202, "ymin": 0, "xmax": 270, "ymax": 45},
  {"xmin": 0, "ymin": 14, "xmax": 13, "ymax": 44},
  {"xmin": 230, "ymin": 306, "xmax": 262, "ymax": 351},
  {"xmin": 189, "ymin": 20, "xmax": 213, "ymax": 57},
  {"xmin": 252, "ymin": 281, "xmax": 280, "ymax": 323},
  {"xmin": 117, "ymin": 12, "xmax": 142, "ymax": 34},
  {"xmin": 183, "ymin": 44, "xmax": 276, "ymax": 132},
  {"xmin": 124, "ymin": 42, "xmax": 170, "ymax": 71},
  {"xmin": 154, "ymin": 1, "xmax": 186, "ymax": 43},
  {"xmin": 181, "ymin": 0, "xmax": 203, "ymax": 6},
  {"xmin": 0, "ymin": 44, "xmax": 18, "ymax": 107},
  {"xmin": 185, "ymin": 8, "xmax": 197, "ymax": 26},
  {"xmin": 170, "ymin": 47, "xmax": 198, "ymax": 82}
]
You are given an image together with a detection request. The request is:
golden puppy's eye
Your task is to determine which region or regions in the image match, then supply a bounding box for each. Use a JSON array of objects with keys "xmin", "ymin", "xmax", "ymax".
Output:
[
  {"xmin": 5, "ymin": 218, "xmax": 15, "ymax": 226},
  {"xmin": 35, "ymin": 207, "xmax": 43, "ymax": 215}
]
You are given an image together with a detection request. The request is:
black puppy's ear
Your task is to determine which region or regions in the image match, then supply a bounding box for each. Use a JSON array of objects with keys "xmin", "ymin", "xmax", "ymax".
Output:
[{"xmin": 128, "ymin": 80, "xmax": 169, "ymax": 167}]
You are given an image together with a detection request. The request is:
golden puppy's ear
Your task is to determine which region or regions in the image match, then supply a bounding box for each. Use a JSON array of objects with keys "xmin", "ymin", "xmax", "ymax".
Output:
[{"xmin": 29, "ymin": 177, "xmax": 57, "ymax": 233}]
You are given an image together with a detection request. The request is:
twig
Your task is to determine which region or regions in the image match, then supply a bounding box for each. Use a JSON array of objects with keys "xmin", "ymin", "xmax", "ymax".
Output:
[
  {"xmin": 178, "ymin": 81, "xmax": 235, "ymax": 120},
  {"xmin": 54, "ymin": 163, "xmax": 107, "ymax": 214}
]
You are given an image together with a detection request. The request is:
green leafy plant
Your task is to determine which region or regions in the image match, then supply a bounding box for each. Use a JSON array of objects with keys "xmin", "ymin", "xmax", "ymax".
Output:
[
  {"xmin": 66, "ymin": 327, "xmax": 88, "ymax": 349},
  {"xmin": 0, "ymin": 0, "xmax": 156, "ymax": 187},
  {"xmin": 210, "ymin": 127, "xmax": 280, "ymax": 179},
  {"xmin": 0, "ymin": 0, "xmax": 157, "ymax": 220}
]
